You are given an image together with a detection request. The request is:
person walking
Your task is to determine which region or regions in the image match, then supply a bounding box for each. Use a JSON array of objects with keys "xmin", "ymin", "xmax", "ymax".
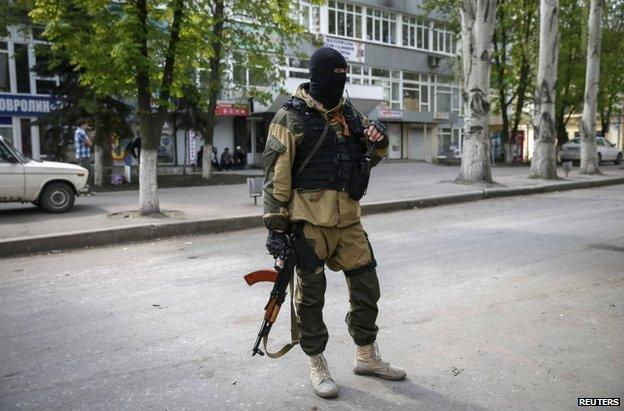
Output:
[
  {"xmin": 74, "ymin": 119, "xmax": 93, "ymax": 189},
  {"xmin": 262, "ymin": 47, "xmax": 405, "ymax": 399}
]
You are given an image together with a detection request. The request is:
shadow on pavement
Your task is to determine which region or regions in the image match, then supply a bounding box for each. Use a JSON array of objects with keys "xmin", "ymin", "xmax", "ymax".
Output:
[{"xmin": 337, "ymin": 380, "xmax": 486, "ymax": 410}]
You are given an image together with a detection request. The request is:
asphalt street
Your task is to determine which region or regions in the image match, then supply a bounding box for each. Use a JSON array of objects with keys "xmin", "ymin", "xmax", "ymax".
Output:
[{"xmin": 1, "ymin": 186, "xmax": 623, "ymax": 410}]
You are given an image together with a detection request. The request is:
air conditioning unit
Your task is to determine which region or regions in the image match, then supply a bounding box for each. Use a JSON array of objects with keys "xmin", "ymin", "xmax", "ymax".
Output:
[{"xmin": 428, "ymin": 55, "xmax": 440, "ymax": 69}]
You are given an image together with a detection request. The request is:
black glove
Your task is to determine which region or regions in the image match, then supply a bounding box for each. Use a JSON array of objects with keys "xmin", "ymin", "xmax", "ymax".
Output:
[
  {"xmin": 266, "ymin": 230, "xmax": 288, "ymax": 258},
  {"xmin": 369, "ymin": 120, "xmax": 388, "ymax": 138}
]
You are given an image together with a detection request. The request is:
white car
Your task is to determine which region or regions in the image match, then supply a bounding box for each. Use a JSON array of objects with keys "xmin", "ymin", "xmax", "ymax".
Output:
[
  {"xmin": 0, "ymin": 135, "xmax": 89, "ymax": 213},
  {"xmin": 560, "ymin": 137, "xmax": 622, "ymax": 164}
]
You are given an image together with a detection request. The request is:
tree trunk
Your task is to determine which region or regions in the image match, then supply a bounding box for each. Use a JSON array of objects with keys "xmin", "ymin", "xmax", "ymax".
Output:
[
  {"xmin": 530, "ymin": 0, "xmax": 559, "ymax": 179},
  {"xmin": 456, "ymin": 0, "xmax": 497, "ymax": 185},
  {"xmin": 201, "ymin": 0, "xmax": 225, "ymax": 180},
  {"xmin": 139, "ymin": 148, "xmax": 159, "ymax": 214},
  {"xmin": 579, "ymin": 0, "xmax": 604, "ymax": 174},
  {"xmin": 202, "ymin": 143, "xmax": 213, "ymax": 179},
  {"xmin": 94, "ymin": 145, "xmax": 104, "ymax": 186}
]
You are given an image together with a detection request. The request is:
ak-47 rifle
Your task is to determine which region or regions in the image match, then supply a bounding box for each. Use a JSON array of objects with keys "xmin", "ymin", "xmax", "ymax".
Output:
[{"xmin": 244, "ymin": 245, "xmax": 299, "ymax": 357}]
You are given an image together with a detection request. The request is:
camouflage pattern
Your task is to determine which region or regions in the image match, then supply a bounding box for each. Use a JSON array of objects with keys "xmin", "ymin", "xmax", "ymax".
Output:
[
  {"xmin": 262, "ymin": 83, "xmax": 387, "ymax": 355},
  {"xmin": 262, "ymin": 84, "xmax": 388, "ymax": 231}
]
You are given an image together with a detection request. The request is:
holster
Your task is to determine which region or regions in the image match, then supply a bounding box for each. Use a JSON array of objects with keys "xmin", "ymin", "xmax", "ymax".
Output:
[
  {"xmin": 348, "ymin": 154, "xmax": 372, "ymax": 201},
  {"xmin": 289, "ymin": 222, "xmax": 323, "ymax": 273}
]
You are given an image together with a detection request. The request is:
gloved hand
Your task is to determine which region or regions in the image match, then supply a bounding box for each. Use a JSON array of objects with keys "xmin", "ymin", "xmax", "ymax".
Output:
[
  {"xmin": 266, "ymin": 230, "xmax": 288, "ymax": 258},
  {"xmin": 365, "ymin": 120, "xmax": 388, "ymax": 143}
]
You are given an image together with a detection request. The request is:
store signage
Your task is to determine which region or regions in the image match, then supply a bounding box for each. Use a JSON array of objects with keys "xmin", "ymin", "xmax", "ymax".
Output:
[
  {"xmin": 0, "ymin": 93, "xmax": 59, "ymax": 117},
  {"xmin": 215, "ymin": 102, "xmax": 249, "ymax": 116},
  {"xmin": 324, "ymin": 36, "xmax": 365, "ymax": 63},
  {"xmin": 189, "ymin": 129, "xmax": 197, "ymax": 165},
  {"xmin": 378, "ymin": 109, "xmax": 404, "ymax": 119}
]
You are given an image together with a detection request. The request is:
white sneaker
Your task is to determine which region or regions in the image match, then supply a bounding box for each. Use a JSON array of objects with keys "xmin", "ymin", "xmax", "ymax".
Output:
[
  {"xmin": 354, "ymin": 342, "xmax": 407, "ymax": 381},
  {"xmin": 309, "ymin": 353, "xmax": 338, "ymax": 398}
]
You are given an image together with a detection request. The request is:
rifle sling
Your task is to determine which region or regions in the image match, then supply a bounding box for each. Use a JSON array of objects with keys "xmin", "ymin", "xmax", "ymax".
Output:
[{"xmin": 263, "ymin": 277, "xmax": 299, "ymax": 358}]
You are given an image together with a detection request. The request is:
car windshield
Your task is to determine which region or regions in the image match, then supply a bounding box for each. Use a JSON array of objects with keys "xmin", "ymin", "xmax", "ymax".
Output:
[
  {"xmin": 571, "ymin": 139, "xmax": 580, "ymax": 144},
  {"xmin": 0, "ymin": 139, "xmax": 29, "ymax": 163}
]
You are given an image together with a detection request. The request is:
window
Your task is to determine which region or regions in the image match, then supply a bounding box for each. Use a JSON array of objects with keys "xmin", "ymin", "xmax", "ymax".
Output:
[
  {"xmin": 432, "ymin": 22, "xmax": 456, "ymax": 54},
  {"xmin": 402, "ymin": 16, "xmax": 429, "ymax": 49},
  {"xmin": 436, "ymin": 85, "xmax": 452, "ymax": 112},
  {"xmin": 0, "ymin": 42, "xmax": 9, "ymax": 92},
  {"xmin": 451, "ymin": 87, "xmax": 460, "ymax": 113},
  {"xmin": 328, "ymin": 1, "xmax": 362, "ymax": 39},
  {"xmin": 371, "ymin": 67, "xmax": 399, "ymax": 108},
  {"xmin": 14, "ymin": 43, "xmax": 31, "ymax": 93},
  {"xmin": 403, "ymin": 86, "xmax": 419, "ymax": 111},
  {"xmin": 437, "ymin": 127, "xmax": 452, "ymax": 156},
  {"xmin": 366, "ymin": 8, "xmax": 396, "ymax": 44},
  {"xmin": 294, "ymin": 1, "xmax": 321, "ymax": 33},
  {"xmin": 287, "ymin": 56, "xmax": 309, "ymax": 79}
]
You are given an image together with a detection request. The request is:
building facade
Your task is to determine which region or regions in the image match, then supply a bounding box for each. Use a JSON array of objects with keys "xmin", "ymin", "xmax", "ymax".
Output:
[
  {"xmin": 2, "ymin": 1, "xmax": 465, "ymax": 171},
  {"xmin": 213, "ymin": 0, "xmax": 464, "ymax": 168}
]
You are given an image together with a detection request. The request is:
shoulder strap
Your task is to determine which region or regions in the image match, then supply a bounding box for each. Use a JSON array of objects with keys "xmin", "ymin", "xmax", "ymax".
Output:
[
  {"xmin": 263, "ymin": 278, "xmax": 300, "ymax": 358},
  {"xmin": 296, "ymin": 121, "xmax": 330, "ymax": 176}
]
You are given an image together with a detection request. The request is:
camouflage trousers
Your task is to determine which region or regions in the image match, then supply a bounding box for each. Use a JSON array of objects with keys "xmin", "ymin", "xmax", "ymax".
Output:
[{"xmin": 291, "ymin": 221, "xmax": 380, "ymax": 356}]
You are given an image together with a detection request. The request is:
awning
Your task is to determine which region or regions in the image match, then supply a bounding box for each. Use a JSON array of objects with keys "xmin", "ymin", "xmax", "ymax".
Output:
[{"xmin": 263, "ymin": 94, "xmax": 382, "ymax": 116}]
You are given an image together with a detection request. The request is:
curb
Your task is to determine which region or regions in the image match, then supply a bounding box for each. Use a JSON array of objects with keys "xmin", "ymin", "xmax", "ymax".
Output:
[{"xmin": 1, "ymin": 176, "xmax": 623, "ymax": 258}]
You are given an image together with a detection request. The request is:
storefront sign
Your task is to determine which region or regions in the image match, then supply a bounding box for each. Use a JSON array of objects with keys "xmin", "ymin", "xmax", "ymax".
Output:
[
  {"xmin": 215, "ymin": 102, "xmax": 249, "ymax": 116},
  {"xmin": 0, "ymin": 93, "xmax": 59, "ymax": 117},
  {"xmin": 378, "ymin": 109, "xmax": 404, "ymax": 119},
  {"xmin": 323, "ymin": 36, "xmax": 365, "ymax": 63},
  {"xmin": 188, "ymin": 129, "xmax": 197, "ymax": 165}
]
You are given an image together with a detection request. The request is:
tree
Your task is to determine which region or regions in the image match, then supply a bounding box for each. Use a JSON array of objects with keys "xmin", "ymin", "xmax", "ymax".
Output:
[
  {"xmin": 597, "ymin": 0, "xmax": 624, "ymax": 136},
  {"xmin": 555, "ymin": 0, "xmax": 587, "ymax": 145},
  {"xmin": 30, "ymin": 0, "xmax": 205, "ymax": 214},
  {"xmin": 195, "ymin": 0, "xmax": 311, "ymax": 180},
  {"xmin": 529, "ymin": 0, "xmax": 559, "ymax": 179},
  {"xmin": 492, "ymin": 0, "xmax": 538, "ymax": 164},
  {"xmin": 456, "ymin": 0, "xmax": 498, "ymax": 184},
  {"xmin": 579, "ymin": 0, "xmax": 605, "ymax": 174}
]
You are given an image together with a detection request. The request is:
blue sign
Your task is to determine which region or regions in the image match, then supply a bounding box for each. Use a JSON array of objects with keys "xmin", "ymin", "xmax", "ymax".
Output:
[{"xmin": 0, "ymin": 93, "xmax": 59, "ymax": 117}]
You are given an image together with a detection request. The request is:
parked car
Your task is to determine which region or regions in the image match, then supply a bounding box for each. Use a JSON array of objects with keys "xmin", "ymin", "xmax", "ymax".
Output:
[
  {"xmin": 560, "ymin": 137, "xmax": 622, "ymax": 164},
  {"xmin": 0, "ymin": 136, "xmax": 89, "ymax": 213}
]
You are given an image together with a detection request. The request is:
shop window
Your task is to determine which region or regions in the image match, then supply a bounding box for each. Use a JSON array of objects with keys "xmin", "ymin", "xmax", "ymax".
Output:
[
  {"xmin": 0, "ymin": 50, "xmax": 9, "ymax": 92},
  {"xmin": 14, "ymin": 43, "xmax": 31, "ymax": 93},
  {"xmin": 158, "ymin": 134, "xmax": 175, "ymax": 164},
  {"xmin": 36, "ymin": 79, "xmax": 56, "ymax": 95},
  {"xmin": 0, "ymin": 125, "xmax": 14, "ymax": 146},
  {"xmin": 437, "ymin": 127, "xmax": 452, "ymax": 156}
]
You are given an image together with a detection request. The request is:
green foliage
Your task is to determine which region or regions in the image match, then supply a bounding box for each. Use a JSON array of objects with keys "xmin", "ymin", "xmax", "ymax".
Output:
[{"xmin": 598, "ymin": 0, "xmax": 624, "ymax": 132}]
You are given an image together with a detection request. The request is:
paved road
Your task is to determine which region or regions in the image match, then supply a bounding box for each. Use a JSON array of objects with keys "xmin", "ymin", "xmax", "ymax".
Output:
[
  {"xmin": 2, "ymin": 162, "xmax": 623, "ymax": 241},
  {"xmin": 1, "ymin": 186, "xmax": 623, "ymax": 410}
]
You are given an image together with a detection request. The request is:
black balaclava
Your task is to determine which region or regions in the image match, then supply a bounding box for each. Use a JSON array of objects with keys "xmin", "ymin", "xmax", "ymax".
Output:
[{"xmin": 308, "ymin": 47, "xmax": 347, "ymax": 110}]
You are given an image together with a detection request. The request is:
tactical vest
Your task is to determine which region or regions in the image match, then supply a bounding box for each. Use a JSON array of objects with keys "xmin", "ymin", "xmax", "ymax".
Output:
[{"xmin": 283, "ymin": 97, "xmax": 367, "ymax": 192}]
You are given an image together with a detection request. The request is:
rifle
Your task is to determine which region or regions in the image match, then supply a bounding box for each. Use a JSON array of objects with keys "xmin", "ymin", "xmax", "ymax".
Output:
[{"xmin": 244, "ymin": 245, "xmax": 299, "ymax": 357}]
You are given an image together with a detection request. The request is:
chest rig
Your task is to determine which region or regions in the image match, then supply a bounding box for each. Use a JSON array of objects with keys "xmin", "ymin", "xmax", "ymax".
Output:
[{"xmin": 283, "ymin": 97, "xmax": 367, "ymax": 193}]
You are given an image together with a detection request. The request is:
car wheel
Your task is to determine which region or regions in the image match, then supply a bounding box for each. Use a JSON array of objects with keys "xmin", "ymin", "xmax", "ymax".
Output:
[
  {"xmin": 615, "ymin": 153, "xmax": 622, "ymax": 165},
  {"xmin": 40, "ymin": 182, "xmax": 75, "ymax": 213}
]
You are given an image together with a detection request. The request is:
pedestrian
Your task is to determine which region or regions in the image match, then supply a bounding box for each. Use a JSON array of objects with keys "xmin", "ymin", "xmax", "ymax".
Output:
[
  {"xmin": 74, "ymin": 118, "xmax": 93, "ymax": 189},
  {"xmin": 262, "ymin": 47, "xmax": 405, "ymax": 399},
  {"xmin": 211, "ymin": 146, "xmax": 221, "ymax": 171},
  {"xmin": 131, "ymin": 136, "xmax": 141, "ymax": 163},
  {"xmin": 220, "ymin": 147, "xmax": 234, "ymax": 170},
  {"xmin": 233, "ymin": 146, "xmax": 247, "ymax": 170},
  {"xmin": 197, "ymin": 145, "xmax": 204, "ymax": 168}
]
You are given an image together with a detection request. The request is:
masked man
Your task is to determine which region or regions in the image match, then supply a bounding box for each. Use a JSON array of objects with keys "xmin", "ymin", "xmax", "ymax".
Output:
[{"xmin": 262, "ymin": 48, "xmax": 406, "ymax": 398}]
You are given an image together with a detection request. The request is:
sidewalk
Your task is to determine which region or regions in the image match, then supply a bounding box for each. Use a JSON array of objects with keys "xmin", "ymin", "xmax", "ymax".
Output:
[{"xmin": 1, "ymin": 162, "xmax": 623, "ymax": 256}]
